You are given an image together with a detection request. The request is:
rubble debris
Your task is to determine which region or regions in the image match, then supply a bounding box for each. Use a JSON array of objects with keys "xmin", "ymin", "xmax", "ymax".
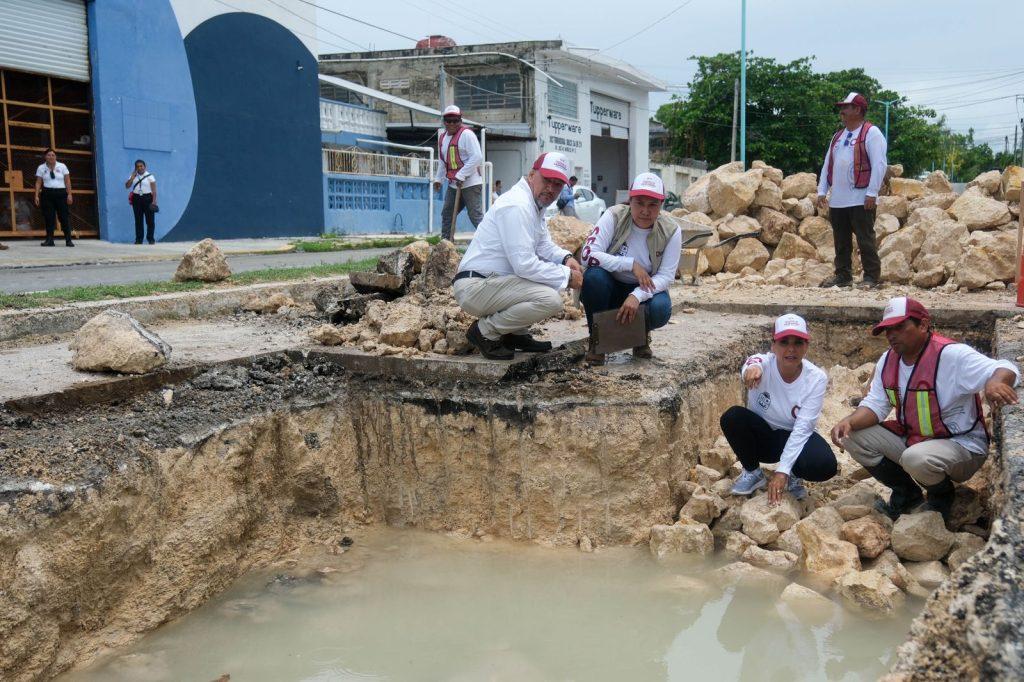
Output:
[
  {"xmin": 173, "ymin": 238, "xmax": 231, "ymax": 282},
  {"xmin": 69, "ymin": 310, "xmax": 172, "ymax": 374},
  {"xmin": 241, "ymin": 292, "xmax": 296, "ymax": 314}
]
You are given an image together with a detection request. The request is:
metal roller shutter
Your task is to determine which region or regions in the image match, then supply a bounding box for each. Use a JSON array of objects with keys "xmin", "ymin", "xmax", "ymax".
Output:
[{"xmin": 0, "ymin": 0, "xmax": 89, "ymax": 82}]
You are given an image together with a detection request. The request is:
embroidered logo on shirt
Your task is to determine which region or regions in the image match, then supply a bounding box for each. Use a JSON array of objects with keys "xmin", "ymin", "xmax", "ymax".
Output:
[{"xmin": 757, "ymin": 392, "xmax": 771, "ymax": 410}]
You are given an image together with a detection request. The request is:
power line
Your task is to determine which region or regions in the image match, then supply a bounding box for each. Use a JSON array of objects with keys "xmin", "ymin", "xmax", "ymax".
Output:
[
  {"xmin": 602, "ymin": 0, "xmax": 699, "ymax": 52},
  {"xmin": 290, "ymin": 0, "xmax": 419, "ymax": 42}
]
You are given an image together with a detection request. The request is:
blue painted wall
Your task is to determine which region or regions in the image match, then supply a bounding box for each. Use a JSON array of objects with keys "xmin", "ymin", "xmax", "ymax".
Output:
[
  {"xmin": 87, "ymin": 0, "xmax": 198, "ymax": 242},
  {"xmin": 166, "ymin": 12, "xmax": 322, "ymax": 240}
]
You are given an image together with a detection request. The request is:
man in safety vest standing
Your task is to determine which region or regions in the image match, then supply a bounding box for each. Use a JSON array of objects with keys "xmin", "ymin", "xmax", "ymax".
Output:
[
  {"xmin": 831, "ymin": 297, "xmax": 1019, "ymax": 521},
  {"xmin": 433, "ymin": 105, "xmax": 484, "ymax": 241},
  {"xmin": 816, "ymin": 92, "xmax": 888, "ymax": 289}
]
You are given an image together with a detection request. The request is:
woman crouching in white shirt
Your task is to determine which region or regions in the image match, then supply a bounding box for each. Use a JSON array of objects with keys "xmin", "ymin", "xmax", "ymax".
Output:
[{"xmin": 721, "ymin": 314, "xmax": 837, "ymax": 504}]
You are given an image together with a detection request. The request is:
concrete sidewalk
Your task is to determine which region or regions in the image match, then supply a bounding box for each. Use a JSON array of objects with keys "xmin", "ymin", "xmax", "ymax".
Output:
[{"xmin": 0, "ymin": 232, "xmax": 473, "ymax": 270}]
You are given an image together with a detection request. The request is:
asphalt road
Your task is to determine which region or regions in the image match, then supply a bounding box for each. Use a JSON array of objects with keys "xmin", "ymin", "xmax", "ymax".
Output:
[{"xmin": 1, "ymin": 248, "xmax": 394, "ymax": 294}]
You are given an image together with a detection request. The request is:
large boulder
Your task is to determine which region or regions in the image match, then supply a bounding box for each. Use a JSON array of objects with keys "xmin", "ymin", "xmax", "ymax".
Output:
[
  {"xmin": 880, "ymin": 251, "xmax": 912, "ymax": 284},
  {"xmin": 911, "ymin": 192, "xmax": 958, "ymax": 211},
  {"xmin": 798, "ymin": 216, "xmax": 834, "ymax": 249},
  {"xmin": 679, "ymin": 488, "xmax": 727, "ymax": 525},
  {"xmin": 682, "ymin": 174, "xmax": 713, "ymax": 214},
  {"xmin": 891, "ymin": 511, "xmax": 955, "ymax": 561},
  {"xmin": 173, "ymin": 238, "xmax": 231, "ymax": 282},
  {"xmin": 966, "ymin": 169, "xmax": 1001, "ymax": 195},
  {"xmin": 906, "ymin": 205, "xmax": 952, "ymax": 229},
  {"xmin": 377, "ymin": 302, "xmax": 425, "ymax": 347},
  {"xmin": 741, "ymin": 545, "xmax": 798, "ymax": 573},
  {"xmin": 874, "ymin": 213, "xmax": 901, "ymax": 244},
  {"xmin": 947, "ymin": 193, "xmax": 1011, "ymax": 230},
  {"xmin": 649, "ymin": 519, "xmax": 714, "ymax": 558},
  {"xmin": 547, "ymin": 215, "xmax": 594, "ymax": 254},
  {"xmin": 913, "ymin": 219, "xmax": 967, "ymax": 269},
  {"xmin": 879, "ymin": 226, "xmax": 926, "ymax": 263},
  {"xmin": 699, "ymin": 435, "xmax": 736, "ymax": 474},
  {"xmin": 70, "ymin": 310, "xmax": 172, "ymax": 374},
  {"xmin": 877, "ymin": 195, "xmax": 908, "ymax": 220},
  {"xmin": 724, "ymin": 238, "xmax": 770, "ymax": 273},
  {"xmin": 954, "ymin": 230, "xmax": 1016, "ymax": 290},
  {"xmin": 773, "ymin": 232, "xmax": 818, "ymax": 261},
  {"xmin": 1000, "ymin": 165, "xmax": 1024, "ymax": 202},
  {"xmin": 797, "ymin": 521, "xmax": 861, "ymax": 586},
  {"xmin": 739, "ymin": 494, "xmax": 801, "ymax": 544},
  {"xmin": 835, "ymin": 570, "xmax": 905, "ymax": 618},
  {"xmin": 840, "ymin": 516, "xmax": 891, "ymax": 559},
  {"xmin": 752, "ymin": 160, "xmax": 784, "ymax": 185},
  {"xmin": 923, "ymin": 170, "xmax": 954, "ymax": 194},
  {"xmin": 889, "ymin": 178, "xmax": 926, "ymax": 200},
  {"xmin": 756, "ymin": 207, "xmax": 797, "ymax": 246},
  {"xmin": 752, "ymin": 180, "xmax": 784, "ymax": 211},
  {"xmin": 781, "ymin": 172, "xmax": 818, "ymax": 200},
  {"xmin": 708, "ymin": 169, "xmax": 762, "ymax": 216}
]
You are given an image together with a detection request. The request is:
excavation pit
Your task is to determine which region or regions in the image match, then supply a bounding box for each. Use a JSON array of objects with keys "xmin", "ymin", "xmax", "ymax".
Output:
[{"xmin": 1, "ymin": 304, "xmax": 1020, "ymax": 680}]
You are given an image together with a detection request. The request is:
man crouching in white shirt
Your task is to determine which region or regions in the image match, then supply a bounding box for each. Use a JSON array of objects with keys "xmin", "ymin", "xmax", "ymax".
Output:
[{"xmin": 452, "ymin": 152, "xmax": 584, "ymax": 360}]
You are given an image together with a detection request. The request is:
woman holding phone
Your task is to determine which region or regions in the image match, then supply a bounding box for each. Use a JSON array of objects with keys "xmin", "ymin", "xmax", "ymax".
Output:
[{"xmin": 126, "ymin": 159, "xmax": 158, "ymax": 244}]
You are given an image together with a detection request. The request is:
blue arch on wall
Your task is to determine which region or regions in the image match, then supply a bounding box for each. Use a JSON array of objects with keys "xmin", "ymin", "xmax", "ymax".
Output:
[{"xmin": 164, "ymin": 12, "xmax": 323, "ymax": 241}]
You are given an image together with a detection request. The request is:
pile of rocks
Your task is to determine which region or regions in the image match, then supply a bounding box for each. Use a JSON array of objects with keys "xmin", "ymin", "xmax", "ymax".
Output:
[
  {"xmin": 674, "ymin": 162, "xmax": 1023, "ymax": 291},
  {"xmin": 648, "ymin": 363, "xmax": 991, "ymax": 618}
]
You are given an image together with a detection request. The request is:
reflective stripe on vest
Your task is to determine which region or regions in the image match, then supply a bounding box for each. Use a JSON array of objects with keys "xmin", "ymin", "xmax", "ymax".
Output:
[
  {"xmin": 439, "ymin": 125, "xmax": 468, "ymax": 182},
  {"xmin": 880, "ymin": 333, "xmax": 986, "ymax": 446},
  {"xmin": 826, "ymin": 121, "xmax": 874, "ymax": 189}
]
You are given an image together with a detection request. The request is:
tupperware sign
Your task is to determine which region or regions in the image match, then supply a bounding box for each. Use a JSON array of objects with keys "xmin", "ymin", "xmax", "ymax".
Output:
[
  {"xmin": 590, "ymin": 94, "xmax": 629, "ymax": 126},
  {"xmin": 547, "ymin": 118, "xmax": 585, "ymax": 154}
]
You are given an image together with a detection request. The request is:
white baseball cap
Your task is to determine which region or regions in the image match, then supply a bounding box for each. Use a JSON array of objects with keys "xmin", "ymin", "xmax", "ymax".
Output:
[
  {"xmin": 872, "ymin": 297, "xmax": 929, "ymax": 336},
  {"xmin": 442, "ymin": 105, "xmax": 462, "ymax": 118},
  {"xmin": 532, "ymin": 152, "xmax": 571, "ymax": 185},
  {"xmin": 629, "ymin": 172, "xmax": 665, "ymax": 201},
  {"xmin": 774, "ymin": 313, "xmax": 809, "ymax": 341}
]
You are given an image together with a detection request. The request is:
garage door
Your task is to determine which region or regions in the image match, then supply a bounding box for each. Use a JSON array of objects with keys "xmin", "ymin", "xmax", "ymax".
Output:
[{"xmin": 0, "ymin": 0, "xmax": 89, "ymax": 81}]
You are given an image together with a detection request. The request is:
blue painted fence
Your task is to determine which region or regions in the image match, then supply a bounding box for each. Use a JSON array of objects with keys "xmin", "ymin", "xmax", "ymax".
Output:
[{"xmin": 322, "ymin": 173, "xmax": 477, "ymax": 235}]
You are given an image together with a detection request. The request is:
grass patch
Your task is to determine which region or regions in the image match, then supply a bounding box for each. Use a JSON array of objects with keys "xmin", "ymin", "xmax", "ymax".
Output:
[
  {"xmin": 292, "ymin": 235, "xmax": 440, "ymax": 253},
  {"xmin": 0, "ymin": 257, "xmax": 379, "ymax": 311}
]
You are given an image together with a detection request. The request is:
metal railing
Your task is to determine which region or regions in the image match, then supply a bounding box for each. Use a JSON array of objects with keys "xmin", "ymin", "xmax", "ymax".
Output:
[{"xmin": 321, "ymin": 148, "xmax": 437, "ymax": 179}]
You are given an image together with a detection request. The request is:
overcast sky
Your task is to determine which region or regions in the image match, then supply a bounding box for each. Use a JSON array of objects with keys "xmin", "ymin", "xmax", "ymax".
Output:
[{"xmin": 314, "ymin": 0, "xmax": 1024, "ymax": 150}]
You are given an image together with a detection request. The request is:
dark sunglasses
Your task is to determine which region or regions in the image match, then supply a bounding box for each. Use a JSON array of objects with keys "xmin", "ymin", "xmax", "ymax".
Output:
[{"xmin": 443, "ymin": 117, "xmax": 460, "ymax": 123}]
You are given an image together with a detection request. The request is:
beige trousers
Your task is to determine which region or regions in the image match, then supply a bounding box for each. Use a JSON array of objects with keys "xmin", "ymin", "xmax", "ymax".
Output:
[
  {"xmin": 844, "ymin": 424, "xmax": 987, "ymax": 486},
  {"xmin": 453, "ymin": 274, "xmax": 563, "ymax": 340}
]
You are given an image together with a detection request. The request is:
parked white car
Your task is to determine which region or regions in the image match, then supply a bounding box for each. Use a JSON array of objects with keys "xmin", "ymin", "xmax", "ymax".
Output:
[{"xmin": 544, "ymin": 186, "xmax": 607, "ymax": 225}]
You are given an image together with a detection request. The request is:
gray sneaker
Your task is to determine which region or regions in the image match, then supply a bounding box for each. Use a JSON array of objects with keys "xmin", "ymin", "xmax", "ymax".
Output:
[
  {"xmin": 731, "ymin": 468, "xmax": 767, "ymax": 496},
  {"xmin": 787, "ymin": 476, "xmax": 808, "ymax": 500}
]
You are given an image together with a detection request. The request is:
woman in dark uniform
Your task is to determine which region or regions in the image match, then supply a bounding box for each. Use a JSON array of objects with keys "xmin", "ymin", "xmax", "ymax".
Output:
[
  {"xmin": 33, "ymin": 148, "xmax": 74, "ymax": 247},
  {"xmin": 125, "ymin": 159, "xmax": 158, "ymax": 244}
]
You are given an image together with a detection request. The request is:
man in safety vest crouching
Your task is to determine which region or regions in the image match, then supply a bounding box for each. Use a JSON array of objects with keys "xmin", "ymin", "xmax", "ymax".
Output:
[{"xmin": 831, "ymin": 297, "xmax": 1019, "ymax": 521}]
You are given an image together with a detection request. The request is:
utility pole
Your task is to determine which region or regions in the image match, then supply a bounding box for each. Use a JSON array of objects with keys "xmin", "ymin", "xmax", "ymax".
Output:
[
  {"xmin": 1015, "ymin": 123, "xmax": 1019, "ymax": 165},
  {"xmin": 1006, "ymin": 135, "xmax": 1010, "ymax": 156},
  {"xmin": 730, "ymin": 78, "xmax": 739, "ymax": 162},
  {"xmin": 739, "ymin": 0, "xmax": 747, "ymax": 168},
  {"xmin": 1019, "ymin": 118, "xmax": 1024, "ymax": 164},
  {"xmin": 439, "ymin": 64, "xmax": 447, "ymax": 110},
  {"xmin": 876, "ymin": 98, "xmax": 898, "ymax": 141}
]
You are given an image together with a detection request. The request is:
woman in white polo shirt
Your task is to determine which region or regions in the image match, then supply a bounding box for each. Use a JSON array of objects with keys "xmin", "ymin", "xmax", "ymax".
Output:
[
  {"xmin": 125, "ymin": 159, "xmax": 158, "ymax": 244},
  {"xmin": 33, "ymin": 148, "xmax": 74, "ymax": 247},
  {"xmin": 720, "ymin": 314, "xmax": 837, "ymax": 503}
]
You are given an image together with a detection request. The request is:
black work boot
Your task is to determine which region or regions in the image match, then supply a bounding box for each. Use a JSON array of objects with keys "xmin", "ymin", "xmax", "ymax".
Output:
[
  {"xmin": 922, "ymin": 477, "xmax": 955, "ymax": 522},
  {"xmin": 467, "ymin": 321, "xmax": 513, "ymax": 360},
  {"xmin": 866, "ymin": 458, "xmax": 924, "ymax": 519},
  {"xmin": 585, "ymin": 339, "xmax": 606, "ymax": 366},
  {"xmin": 501, "ymin": 333, "xmax": 552, "ymax": 353},
  {"xmin": 819, "ymin": 275, "xmax": 852, "ymax": 288}
]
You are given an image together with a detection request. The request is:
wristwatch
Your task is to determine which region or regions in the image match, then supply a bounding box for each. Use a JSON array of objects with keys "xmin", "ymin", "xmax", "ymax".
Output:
[{"xmin": 562, "ymin": 254, "xmax": 572, "ymax": 265}]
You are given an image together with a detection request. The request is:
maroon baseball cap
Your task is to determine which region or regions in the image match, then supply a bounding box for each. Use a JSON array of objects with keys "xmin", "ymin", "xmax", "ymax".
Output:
[
  {"xmin": 836, "ymin": 92, "xmax": 869, "ymax": 112},
  {"xmin": 532, "ymin": 152, "xmax": 571, "ymax": 185},
  {"xmin": 872, "ymin": 297, "xmax": 930, "ymax": 335}
]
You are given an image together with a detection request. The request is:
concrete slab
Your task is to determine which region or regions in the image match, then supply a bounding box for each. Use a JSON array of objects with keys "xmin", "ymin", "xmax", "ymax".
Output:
[{"xmin": 0, "ymin": 237, "xmax": 296, "ymax": 269}]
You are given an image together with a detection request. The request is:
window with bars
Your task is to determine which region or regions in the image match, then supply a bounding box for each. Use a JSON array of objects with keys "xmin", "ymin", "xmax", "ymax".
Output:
[
  {"xmin": 453, "ymin": 73, "xmax": 521, "ymax": 111},
  {"xmin": 547, "ymin": 79, "xmax": 578, "ymax": 119}
]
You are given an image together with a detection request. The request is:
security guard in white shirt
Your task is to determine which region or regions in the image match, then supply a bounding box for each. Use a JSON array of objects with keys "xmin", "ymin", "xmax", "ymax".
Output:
[
  {"xmin": 453, "ymin": 152, "xmax": 583, "ymax": 360},
  {"xmin": 33, "ymin": 148, "xmax": 74, "ymax": 247}
]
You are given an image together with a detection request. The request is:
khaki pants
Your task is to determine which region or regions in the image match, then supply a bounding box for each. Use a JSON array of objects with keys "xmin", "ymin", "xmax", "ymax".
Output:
[
  {"xmin": 844, "ymin": 424, "xmax": 987, "ymax": 486},
  {"xmin": 453, "ymin": 274, "xmax": 563, "ymax": 340}
]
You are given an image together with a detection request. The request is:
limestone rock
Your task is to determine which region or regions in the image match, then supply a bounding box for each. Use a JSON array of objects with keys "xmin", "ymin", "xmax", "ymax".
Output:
[
  {"xmin": 712, "ymin": 506, "xmax": 745, "ymax": 540},
  {"xmin": 418, "ymin": 328, "xmax": 444, "ymax": 353},
  {"xmin": 792, "ymin": 197, "xmax": 816, "ymax": 220},
  {"xmin": 711, "ymin": 477, "xmax": 734, "ymax": 498},
  {"xmin": 1000, "ymin": 165, "xmax": 1024, "ymax": 201},
  {"xmin": 773, "ymin": 232, "xmax": 818, "ymax": 261},
  {"xmin": 547, "ymin": 215, "xmax": 594, "ymax": 254},
  {"xmin": 877, "ymin": 195, "xmax": 909, "ymax": 220},
  {"xmin": 718, "ymin": 214, "xmax": 761, "ymax": 241},
  {"xmin": 905, "ymin": 560, "xmax": 949, "ymax": 591},
  {"xmin": 420, "ymin": 240, "xmax": 462, "ymax": 290},
  {"xmin": 795, "ymin": 505, "xmax": 845, "ymax": 537},
  {"xmin": 309, "ymin": 324, "xmax": 347, "ymax": 346},
  {"xmin": 914, "ymin": 219, "xmax": 968, "ymax": 269},
  {"xmin": 724, "ymin": 531, "xmax": 758, "ymax": 558},
  {"xmin": 947, "ymin": 193, "xmax": 1011, "ymax": 230},
  {"xmin": 649, "ymin": 519, "xmax": 714, "ymax": 558},
  {"xmin": 173, "ymin": 238, "xmax": 231, "ymax": 282},
  {"xmin": 907, "ymin": 206, "xmax": 952, "ymax": 229},
  {"xmin": 890, "ymin": 178, "xmax": 926, "ymax": 200},
  {"xmin": 752, "ymin": 160, "xmax": 784, "ymax": 185},
  {"xmin": 911, "ymin": 265, "xmax": 946, "ymax": 289},
  {"xmin": 741, "ymin": 545, "xmax": 798, "ymax": 573},
  {"xmin": 401, "ymin": 240, "xmax": 432, "ymax": 273},
  {"xmin": 798, "ymin": 216, "xmax": 833, "ymax": 250},
  {"xmin": 946, "ymin": 532, "xmax": 985, "ymax": 570},
  {"xmin": 445, "ymin": 328, "xmax": 471, "ymax": 355},
  {"xmin": 708, "ymin": 169, "xmax": 762, "ymax": 216},
  {"xmin": 841, "ymin": 516, "xmax": 891, "ymax": 559},
  {"xmin": 740, "ymin": 494, "xmax": 802, "ymax": 545},
  {"xmin": 779, "ymin": 583, "xmax": 836, "ymax": 624},
  {"xmin": 880, "ymin": 251, "xmax": 912, "ymax": 284},
  {"xmin": 874, "ymin": 214, "xmax": 900, "ymax": 244},
  {"xmin": 781, "ymin": 172, "xmax": 818, "ymax": 200},
  {"xmin": 757, "ymin": 207, "xmax": 798, "ymax": 246},
  {"xmin": 70, "ymin": 310, "xmax": 171, "ymax": 375},
  {"xmin": 923, "ymin": 170, "xmax": 953, "ymax": 194},
  {"xmin": 836, "ymin": 570, "xmax": 905, "ymax": 618},
  {"xmin": 966, "ymin": 169, "xmax": 1001, "ymax": 195},
  {"xmin": 711, "ymin": 561, "xmax": 786, "ymax": 590},
  {"xmin": 775, "ymin": 526, "xmax": 803, "ymax": 556},
  {"xmin": 690, "ymin": 464, "xmax": 724, "ymax": 489},
  {"xmin": 869, "ymin": 549, "xmax": 931, "ymax": 598},
  {"xmin": 241, "ymin": 292, "xmax": 295, "ymax": 314},
  {"xmin": 889, "ymin": 163, "xmax": 904, "ymax": 178},
  {"xmin": 377, "ymin": 303, "xmax": 424, "ymax": 347},
  {"xmin": 797, "ymin": 521, "xmax": 861, "ymax": 586},
  {"xmin": 724, "ymin": 238, "xmax": 770, "ymax": 273},
  {"xmin": 891, "ymin": 511, "xmax": 955, "ymax": 561},
  {"xmin": 682, "ymin": 174, "xmax": 713, "ymax": 214},
  {"xmin": 832, "ymin": 483, "xmax": 883, "ymax": 519},
  {"xmin": 954, "ymin": 230, "xmax": 1016, "ymax": 290},
  {"xmin": 699, "ymin": 436, "xmax": 736, "ymax": 474},
  {"xmin": 376, "ymin": 250, "xmax": 415, "ymax": 283},
  {"xmin": 753, "ymin": 180, "xmax": 783, "ymax": 211},
  {"xmin": 679, "ymin": 488, "xmax": 727, "ymax": 525},
  {"xmin": 879, "ymin": 226, "xmax": 926, "ymax": 263},
  {"xmin": 912, "ymin": 192, "xmax": 958, "ymax": 211}
]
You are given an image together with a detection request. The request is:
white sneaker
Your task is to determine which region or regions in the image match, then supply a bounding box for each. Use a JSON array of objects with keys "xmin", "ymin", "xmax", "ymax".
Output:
[{"xmin": 731, "ymin": 468, "xmax": 767, "ymax": 496}]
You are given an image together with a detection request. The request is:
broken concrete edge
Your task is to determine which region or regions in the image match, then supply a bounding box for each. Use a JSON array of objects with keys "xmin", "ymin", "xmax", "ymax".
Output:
[
  {"xmin": 0, "ymin": 276, "xmax": 350, "ymax": 344},
  {"xmin": 0, "ymin": 244, "xmax": 296, "ymax": 271},
  {"xmin": 887, "ymin": 317, "xmax": 1024, "ymax": 679}
]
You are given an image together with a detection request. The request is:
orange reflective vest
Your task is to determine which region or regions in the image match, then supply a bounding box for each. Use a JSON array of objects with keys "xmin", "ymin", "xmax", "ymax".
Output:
[
  {"xmin": 439, "ymin": 125, "xmax": 470, "ymax": 182},
  {"xmin": 827, "ymin": 121, "xmax": 875, "ymax": 189},
  {"xmin": 880, "ymin": 333, "xmax": 987, "ymax": 446}
]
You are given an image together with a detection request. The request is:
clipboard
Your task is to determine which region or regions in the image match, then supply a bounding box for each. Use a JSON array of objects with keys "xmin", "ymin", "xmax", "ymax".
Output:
[{"xmin": 591, "ymin": 307, "xmax": 647, "ymax": 354}]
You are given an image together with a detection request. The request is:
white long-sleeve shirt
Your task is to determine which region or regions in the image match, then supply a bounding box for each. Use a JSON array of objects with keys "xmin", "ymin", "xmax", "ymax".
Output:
[
  {"xmin": 860, "ymin": 343, "xmax": 1020, "ymax": 454},
  {"xmin": 816, "ymin": 123, "xmax": 888, "ymax": 208},
  {"xmin": 457, "ymin": 177, "xmax": 571, "ymax": 290},
  {"xmin": 583, "ymin": 209, "xmax": 682, "ymax": 303},
  {"xmin": 434, "ymin": 127, "xmax": 483, "ymax": 188},
  {"xmin": 742, "ymin": 353, "xmax": 828, "ymax": 477}
]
